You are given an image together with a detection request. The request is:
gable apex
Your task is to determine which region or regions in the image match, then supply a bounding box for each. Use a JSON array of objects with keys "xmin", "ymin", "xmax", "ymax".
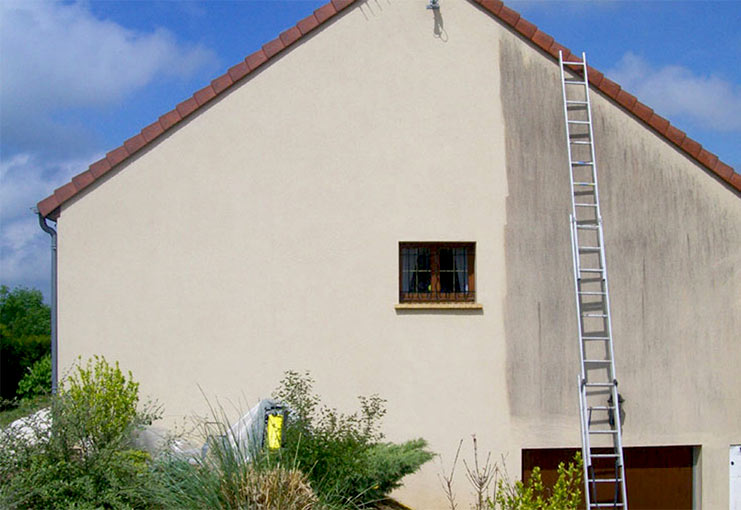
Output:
[{"xmin": 37, "ymin": 0, "xmax": 739, "ymax": 218}]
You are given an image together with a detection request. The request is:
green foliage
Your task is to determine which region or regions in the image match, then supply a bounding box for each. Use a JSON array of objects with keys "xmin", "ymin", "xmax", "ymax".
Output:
[
  {"xmin": 491, "ymin": 453, "xmax": 582, "ymax": 510},
  {"xmin": 16, "ymin": 353, "xmax": 52, "ymax": 401},
  {"xmin": 0, "ymin": 285, "xmax": 51, "ymax": 401},
  {"xmin": 59, "ymin": 355, "xmax": 148, "ymax": 454},
  {"xmin": 0, "ymin": 356, "xmax": 163, "ymax": 509},
  {"xmin": 274, "ymin": 371, "xmax": 434, "ymax": 507}
]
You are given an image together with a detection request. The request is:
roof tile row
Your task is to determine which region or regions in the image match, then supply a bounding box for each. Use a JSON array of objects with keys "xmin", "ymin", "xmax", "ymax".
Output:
[{"xmin": 37, "ymin": 0, "xmax": 738, "ymax": 218}]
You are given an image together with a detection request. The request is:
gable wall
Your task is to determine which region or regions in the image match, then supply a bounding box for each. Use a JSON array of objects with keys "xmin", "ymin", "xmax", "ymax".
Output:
[{"xmin": 55, "ymin": 1, "xmax": 739, "ymax": 508}]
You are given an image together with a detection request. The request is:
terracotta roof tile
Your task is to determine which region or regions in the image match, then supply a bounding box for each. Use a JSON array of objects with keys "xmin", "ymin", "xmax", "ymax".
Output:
[
  {"xmin": 194, "ymin": 85, "xmax": 217, "ymax": 106},
  {"xmin": 71, "ymin": 170, "xmax": 95, "ymax": 192},
  {"xmin": 37, "ymin": 195, "xmax": 60, "ymax": 218},
  {"xmin": 647, "ymin": 113, "xmax": 670, "ymax": 135},
  {"xmin": 587, "ymin": 66, "xmax": 604, "ymax": 87},
  {"xmin": 141, "ymin": 120, "xmax": 165, "ymax": 143},
  {"xmin": 262, "ymin": 38, "xmax": 285, "ymax": 59},
  {"xmin": 498, "ymin": 5, "xmax": 520, "ymax": 26},
  {"xmin": 598, "ymin": 77, "xmax": 620, "ymax": 98},
  {"xmin": 89, "ymin": 158, "xmax": 112, "ymax": 179},
  {"xmin": 246, "ymin": 49, "xmax": 268, "ymax": 71},
  {"xmin": 314, "ymin": 3, "xmax": 337, "ymax": 24},
  {"xmin": 681, "ymin": 137, "xmax": 702, "ymax": 159},
  {"xmin": 666, "ymin": 125, "xmax": 686, "ymax": 146},
  {"xmin": 176, "ymin": 97, "xmax": 199, "ymax": 118},
  {"xmin": 54, "ymin": 182, "xmax": 78, "ymax": 203},
  {"xmin": 106, "ymin": 146, "xmax": 129, "ymax": 168},
  {"xmin": 730, "ymin": 172, "xmax": 741, "ymax": 189},
  {"xmin": 480, "ymin": 0, "xmax": 504, "ymax": 16},
  {"xmin": 697, "ymin": 149, "xmax": 719, "ymax": 170},
  {"xmin": 280, "ymin": 26, "xmax": 302, "ymax": 48},
  {"xmin": 159, "ymin": 110, "xmax": 182, "ymax": 131},
  {"xmin": 331, "ymin": 0, "xmax": 354, "ymax": 12},
  {"xmin": 124, "ymin": 134, "xmax": 147, "ymax": 155},
  {"xmin": 548, "ymin": 41, "xmax": 570, "ymax": 59},
  {"xmin": 228, "ymin": 62, "xmax": 249, "ymax": 83},
  {"xmin": 631, "ymin": 102, "xmax": 653, "ymax": 123},
  {"xmin": 531, "ymin": 30, "xmax": 554, "ymax": 53},
  {"xmin": 37, "ymin": 0, "xmax": 739, "ymax": 217},
  {"xmin": 714, "ymin": 161, "xmax": 734, "ymax": 181},
  {"xmin": 616, "ymin": 89, "xmax": 637, "ymax": 110},
  {"xmin": 514, "ymin": 18, "xmax": 537, "ymax": 39},
  {"xmin": 297, "ymin": 14, "xmax": 320, "ymax": 35},
  {"xmin": 211, "ymin": 73, "xmax": 234, "ymax": 95}
]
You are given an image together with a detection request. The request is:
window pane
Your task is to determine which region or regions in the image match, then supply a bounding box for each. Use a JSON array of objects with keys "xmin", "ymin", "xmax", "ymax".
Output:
[{"xmin": 401, "ymin": 247, "xmax": 431, "ymax": 294}]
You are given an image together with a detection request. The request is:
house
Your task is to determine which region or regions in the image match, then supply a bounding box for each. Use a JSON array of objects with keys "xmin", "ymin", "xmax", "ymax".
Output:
[{"xmin": 37, "ymin": 0, "xmax": 740, "ymax": 508}]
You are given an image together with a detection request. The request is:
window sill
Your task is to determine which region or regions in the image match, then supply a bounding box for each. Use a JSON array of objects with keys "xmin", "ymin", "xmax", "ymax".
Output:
[{"xmin": 395, "ymin": 302, "xmax": 483, "ymax": 310}]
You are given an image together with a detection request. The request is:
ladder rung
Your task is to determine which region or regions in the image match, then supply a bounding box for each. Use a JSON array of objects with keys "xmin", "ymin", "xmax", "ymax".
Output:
[
  {"xmin": 583, "ymin": 336, "xmax": 609, "ymax": 340},
  {"xmin": 589, "ymin": 478, "xmax": 621, "ymax": 483},
  {"xmin": 572, "ymin": 161, "xmax": 594, "ymax": 166},
  {"xmin": 582, "ymin": 313, "xmax": 608, "ymax": 318},
  {"xmin": 568, "ymin": 120, "xmax": 590, "ymax": 124},
  {"xmin": 589, "ymin": 406, "xmax": 616, "ymax": 411},
  {"xmin": 564, "ymin": 80, "xmax": 587, "ymax": 85},
  {"xmin": 579, "ymin": 291, "xmax": 606, "ymax": 296},
  {"xmin": 579, "ymin": 247, "xmax": 600, "ymax": 252},
  {"xmin": 576, "ymin": 225, "xmax": 599, "ymax": 231},
  {"xmin": 585, "ymin": 382, "xmax": 614, "ymax": 387},
  {"xmin": 566, "ymin": 100, "xmax": 588, "ymax": 104},
  {"xmin": 590, "ymin": 504, "xmax": 624, "ymax": 508},
  {"xmin": 584, "ymin": 359, "xmax": 611, "ymax": 365},
  {"xmin": 575, "ymin": 203, "xmax": 598, "ymax": 207},
  {"xmin": 589, "ymin": 429, "xmax": 618, "ymax": 434},
  {"xmin": 590, "ymin": 453, "xmax": 619, "ymax": 458},
  {"xmin": 574, "ymin": 182, "xmax": 596, "ymax": 186},
  {"xmin": 570, "ymin": 140, "xmax": 592, "ymax": 145}
]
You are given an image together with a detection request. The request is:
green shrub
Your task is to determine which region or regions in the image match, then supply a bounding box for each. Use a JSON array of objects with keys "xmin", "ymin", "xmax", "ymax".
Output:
[
  {"xmin": 0, "ymin": 356, "xmax": 163, "ymax": 509},
  {"xmin": 16, "ymin": 353, "xmax": 51, "ymax": 401},
  {"xmin": 273, "ymin": 371, "xmax": 434, "ymax": 507},
  {"xmin": 491, "ymin": 453, "xmax": 582, "ymax": 510}
]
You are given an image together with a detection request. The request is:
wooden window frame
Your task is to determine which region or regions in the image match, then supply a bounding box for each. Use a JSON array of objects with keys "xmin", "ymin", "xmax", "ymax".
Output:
[{"xmin": 399, "ymin": 242, "xmax": 476, "ymax": 303}]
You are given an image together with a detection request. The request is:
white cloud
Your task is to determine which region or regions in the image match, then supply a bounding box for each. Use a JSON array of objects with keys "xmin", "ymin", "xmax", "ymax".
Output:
[
  {"xmin": 0, "ymin": 153, "xmax": 94, "ymax": 294},
  {"xmin": 608, "ymin": 52, "xmax": 741, "ymax": 132},
  {"xmin": 0, "ymin": 0, "xmax": 217, "ymax": 155}
]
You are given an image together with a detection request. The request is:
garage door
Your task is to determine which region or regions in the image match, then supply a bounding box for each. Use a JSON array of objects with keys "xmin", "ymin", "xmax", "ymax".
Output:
[{"xmin": 522, "ymin": 446, "xmax": 696, "ymax": 509}]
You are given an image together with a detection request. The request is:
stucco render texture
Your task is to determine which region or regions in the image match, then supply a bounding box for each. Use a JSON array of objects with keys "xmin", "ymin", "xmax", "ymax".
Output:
[{"xmin": 52, "ymin": 1, "xmax": 739, "ymax": 508}]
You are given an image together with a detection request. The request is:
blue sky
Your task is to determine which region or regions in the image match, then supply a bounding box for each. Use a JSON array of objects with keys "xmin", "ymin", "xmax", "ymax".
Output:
[{"xmin": 1, "ymin": 0, "xmax": 739, "ymax": 301}]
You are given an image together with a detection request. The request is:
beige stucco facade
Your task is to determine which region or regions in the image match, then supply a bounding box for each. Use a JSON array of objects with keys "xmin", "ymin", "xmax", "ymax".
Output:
[{"xmin": 54, "ymin": 1, "xmax": 739, "ymax": 508}]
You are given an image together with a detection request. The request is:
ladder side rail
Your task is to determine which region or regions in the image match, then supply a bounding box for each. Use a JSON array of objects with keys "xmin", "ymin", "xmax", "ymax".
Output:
[
  {"xmin": 559, "ymin": 51, "xmax": 580, "ymax": 221},
  {"xmin": 581, "ymin": 52, "xmax": 603, "ymax": 213},
  {"xmin": 570, "ymin": 216, "xmax": 587, "ymax": 381},
  {"xmin": 578, "ymin": 376, "xmax": 593, "ymax": 509},
  {"xmin": 597, "ymin": 221, "xmax": 629, "ymax": 507}
]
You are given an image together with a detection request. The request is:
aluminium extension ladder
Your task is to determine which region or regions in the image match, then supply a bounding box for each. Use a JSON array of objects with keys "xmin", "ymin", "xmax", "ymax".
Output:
[{"xmin": 559, "ymin": 51, "xmax": 628, "ymax": 510}]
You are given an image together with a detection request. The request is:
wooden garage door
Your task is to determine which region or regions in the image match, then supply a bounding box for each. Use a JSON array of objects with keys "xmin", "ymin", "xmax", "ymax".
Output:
[{"xmin": 522, "ymin": 446, "xmax": 695, "ymax": 509}]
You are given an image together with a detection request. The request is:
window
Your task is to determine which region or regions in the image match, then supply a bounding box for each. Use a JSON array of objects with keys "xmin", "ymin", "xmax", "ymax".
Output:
[{"xmin": 399, "ymin": 242, "xmax": 475, "ymax": 303}]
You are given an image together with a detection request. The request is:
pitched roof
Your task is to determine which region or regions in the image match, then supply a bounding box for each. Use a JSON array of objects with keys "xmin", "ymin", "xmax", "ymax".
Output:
[{"xmin": 37, "ymin": 0, "xmax": 740, "ymax": 218}]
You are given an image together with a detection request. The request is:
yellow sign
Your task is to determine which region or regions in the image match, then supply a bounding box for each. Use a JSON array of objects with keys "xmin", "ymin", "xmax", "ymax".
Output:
[{"xmin": 266, "ymin": 414, "xmax": 283, "ymax": 450}]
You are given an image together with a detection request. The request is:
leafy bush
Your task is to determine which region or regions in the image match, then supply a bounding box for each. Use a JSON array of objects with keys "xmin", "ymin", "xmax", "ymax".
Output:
[
  {"xmin": 273, "ymin": 371, "xmax": 434, "ymax": 507},
  {"xmin": 0, "ymin": 356, "xmax": 163, "ymax": 509},
  {"xmin": 492, "ymin": 453, "xmax": 582, "ymax": 510},
  {"xmin": 16, "ymin": 354, "xmax": 51, "ymax": 401}
]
